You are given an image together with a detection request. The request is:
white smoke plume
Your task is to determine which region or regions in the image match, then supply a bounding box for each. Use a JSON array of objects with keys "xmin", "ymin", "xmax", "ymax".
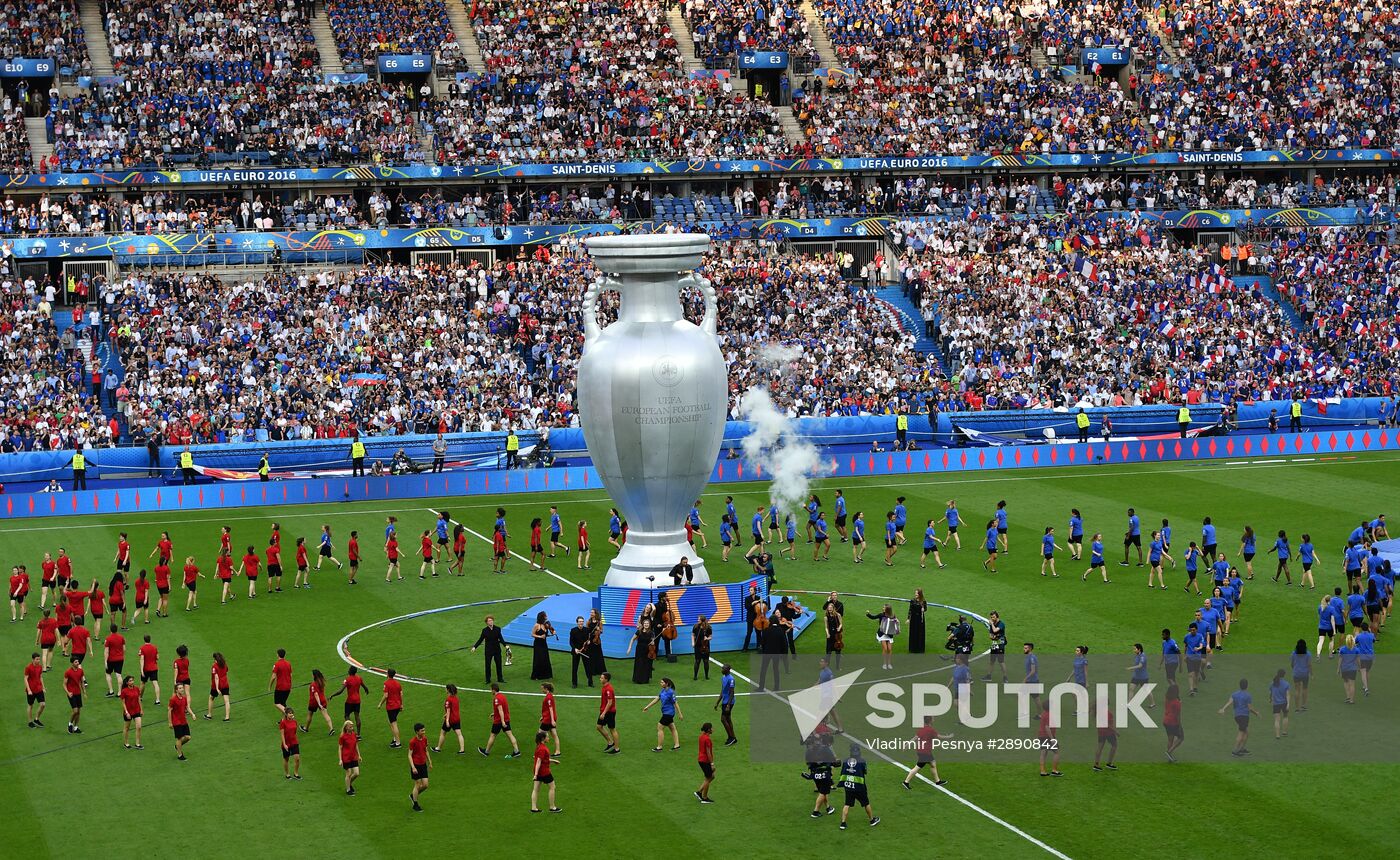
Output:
[{"xmin": 737, "ymin": 345, "xmax": 830, "ymax": 517}]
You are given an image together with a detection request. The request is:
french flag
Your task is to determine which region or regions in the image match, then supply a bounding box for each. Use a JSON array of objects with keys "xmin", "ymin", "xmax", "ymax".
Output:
[
  {"xmin": 1075, "ymin": 255, "xmax": 1099, "ymax": 281},
  {"xmin": 1268, "ymin": 347, "xmax": 1284, "ymax": 362},
  {"xmin": 1353, "ymin": 319, "xmax": 1370, "ymax": 335},
  {"xmin": 1388, "ymin": 334, "xmax": 1400, "ymax": 350},
  {"xmin": 1158, "ymin": 320, "xmax": 1178, "ymax": 337}
]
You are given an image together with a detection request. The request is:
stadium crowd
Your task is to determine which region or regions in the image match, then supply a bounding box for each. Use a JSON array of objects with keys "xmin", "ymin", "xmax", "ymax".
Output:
[
  {"xmin": 428, "ymin": 0, "xmax": 788, "ymax": 163},
  {"xmin": 325, "ymin": 0, "xmax": 461, "ymax": 70},
  {"xmin": 796, "ymin": 0, "xmax": 1146, "ymax": 155},
  {"xmin": 679, "ymin": 0, "xmax": 819, "ymax": 70},
  {"xmin": 0, "ymin": 243, "xmax": 912, "ymax": 447},
  {"xmin": 1141, "ymin": 2, "xmax": 1398, "ymax": 151},
  {"xmin": 896, "ymin": 216, "xmax": 1400, "ymax": 413},
  {"xmin": 0, "ymin": 0, "xmax": 90, "ymax": 72}
]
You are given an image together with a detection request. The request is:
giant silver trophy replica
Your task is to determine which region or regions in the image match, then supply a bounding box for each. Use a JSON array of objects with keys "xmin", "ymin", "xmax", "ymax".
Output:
[{"xmin": 579, "ymin": 234, "xmax": 727, "ymax": 589}]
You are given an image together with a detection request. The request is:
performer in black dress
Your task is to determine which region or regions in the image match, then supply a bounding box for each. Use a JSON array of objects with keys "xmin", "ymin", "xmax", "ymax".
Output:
[
  {"xmin": 908, "ymin": 588, "xmax": 927, "ymax": 654},
  {"xmin": 586, "ymin": 609, "xmax": 608, "ymax": 677},
  {"xmin": 531, "ymin": 612, "xmax": 555, "ymax": 681},
  {"xmin": 629, "ymin": 618, "xmax": 655, "ymax": 685}
]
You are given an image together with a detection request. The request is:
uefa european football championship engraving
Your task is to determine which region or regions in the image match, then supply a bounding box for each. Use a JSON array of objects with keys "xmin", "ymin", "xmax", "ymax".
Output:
[{"xmin": 579, "ymin": 234, "xmax": 727, "ymax": 589}]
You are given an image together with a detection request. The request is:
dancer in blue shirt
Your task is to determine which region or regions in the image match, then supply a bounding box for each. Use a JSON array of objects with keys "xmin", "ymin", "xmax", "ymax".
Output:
[
  {"xmin": 1039, "ymin": 527, "xmax": 1063, "ymax": 578},
  {"xmin": 995, "ymin": 501, "xmax": 1010, "ymax": 555},
  {"xmin": 1082, "ymin": 533, "xmax": 1109, "ymax": 583},
  {"xmin": 1266, "ymin": 530, "xmax": 1292, "ymax": 584},
  {"xmin": 919, "ymin": 521, "xmax": 946, "ymax": 570},
  {"xmin": 944, "ymin": 500, "xmax": 963, "ymax": 551},
  {"xmin": 1068, "ymin": 509, "xmax": 1084, "ymax": 560}
]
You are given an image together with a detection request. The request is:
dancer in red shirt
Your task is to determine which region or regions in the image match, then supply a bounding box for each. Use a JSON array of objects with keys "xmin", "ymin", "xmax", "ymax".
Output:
[
  {"xmin": 696, "ymin": 722, "xmax": 716, "ymax": 803},
  {"xmin": 182, "ymin": 557, "xmax": 203, "ymax": 612},
  {"xmin": 418, "ymin": 531, "xmax": 436, "ymax": 579},
  {"xmin": 531, "ymin": 730, "xmax": 561, "ymax": 813},
  {"xmin": 597, "ymin": 672, "xmax": 620, "ymax": 753},
  {"xmin": 347, "ymin": 531, "xmax": 361, "ymax": 585},
  {"xmin": 207, "ymin": 652, "xmax": 231, "ymax": 721},
  {"xmin": 378, "ymin": 668, "xmax": 404, "ymax": 748},
  {"xmin": 492, "ymin": 529, "xmax": 508, "ymax": 574},
  {"xmin": 451, "ymin": 525, "xmax": 467, "ymax": 576},
  {"xmin": 39, "ymin": 552, "xmax": 57, "ymax": 609},
  {"xmin": 216, "ymin": 550, "xmax": 234, "ymax": 605},
  {"xmin": 577, "ymin": 521, "xmax": 592, "ymax": 571},
  {"xmin": 152, "ymin": 560, "xmax": 173, "ymax": 619},
  {"xmin": 304, "ymin": 668, "xmax": 334, "ymax": 734},
  {"xmin": 540, "ymin": 682, "xmax": 560, "ymax": 756},
  {"xmin": 434, "ymin": 683, "xmax": 464, "ymax": 753},
  {"xmin": 63, "ymin": 657, "xmax": 85, "ymax": 733},
  {"xmin": 148, "ymin": 532, "xmax": 174, "ymax": 566},
  {"xmin": 293, "ymin": 538, "xmax": 310, "ymax": 590},
  {"xmin": 328, "ymin": 665, "xmax": 364, "ymax": 734},
  {"xmin": 173, "ymin": 644, "xmax": 191, "ymax": 696},
  {"xmin": 114, "ymin": 532, "xmax": 131, "ymax": 575},
  {"xmin": 269, "ymin": 649, "xmax": 293, "ymax": 715},
  {"xmin": 119, "ymin": 675, "xmax": 143, "ymax": 749},
  {"xmin": 477, "ymin": 683, "xmax": 520, "ymax": 757},
  {"xmin": 170, "ymin": 690, "xmax": 194, "ymax": 760},
  {"xmin": 35, "ymin": 608, "xmax": 58, "ymax": 670},
  {"xmin": 529, "ymin": 518, "xmax": 545, "ymax": 571},
  {"xmin": 384, "ymin": 534, "xmax": 401, "ymax": 582},
  {"xmin": 107, "ymin": 571, "xmax": 126, "ymax": 629},
  {"xmin": 10, "ymin": 564, "xmax": 30, "ymax": 623},
  {"xmin": 339, "ymin": 720, "xmax": 361, "ymax": 795},
  {"xmin": 138, "ymin": 635, "xmax": 160, "ymax": 703},
  {"xmin": 265, "ymin": 538, "xmax": 283, "ymax": 594},
  {"xmin": 23, "ymin": 652, "xmax": 45, "ymax": 727},
  {"xmin": 239, "ymin": 546, "xmax": 260, "ymax": 599},
  {"xmin": 132, "ymin": 570, "xmax": 152, "ymax": 625},
  {"xmin": 102, "ymin": 624, "xmax": 126, "ymax": 696},
  {"xmin": 279, "ymin": 709, "xmax": 302, "ymax": 779},
  {"xmin": 55, "ymin": 548, "xmax": 74, "ymax": 590},
  {"xmin": 408, "ymin": 723, "xmax": 432, "ymax": 811}
]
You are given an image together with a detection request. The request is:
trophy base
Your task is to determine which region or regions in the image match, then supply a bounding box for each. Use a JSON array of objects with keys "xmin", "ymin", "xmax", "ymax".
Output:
[{"xmin": 603, "ymin": 529, "xmax": 712, "ymax": 589}]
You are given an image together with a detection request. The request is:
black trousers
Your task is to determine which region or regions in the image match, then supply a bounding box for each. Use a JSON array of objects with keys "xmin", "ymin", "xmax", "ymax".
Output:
[
  {"xmin": 742, "ymin": 621, "xmax": 756, "ymax": 650},
  {"xmin": 73, "ymin": 471, "xmax": 86, "ymax": 490},
  {"xmin": 758, "ymin": 654, "xmax": 782, "ymax": 691},
  {"xmin": 352, "ymin": 457, "xmax": 364, "ymax": 477},
  {"xmin": 484, "ymin": 651, "xmax": 503, "ymax": 683},
  {"xmin": 571, "ymin": 652, "xmax": 592, "ymax": 686},
  {"xmin": 182, "ymin": 467, "xmax": 195, "ymax": 484}
]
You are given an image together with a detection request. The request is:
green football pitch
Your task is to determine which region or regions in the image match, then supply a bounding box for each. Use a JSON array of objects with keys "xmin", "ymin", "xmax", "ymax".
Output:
[{"xmin": 3, "ymin": 454, "xmax": 1399, "ymax": 859}]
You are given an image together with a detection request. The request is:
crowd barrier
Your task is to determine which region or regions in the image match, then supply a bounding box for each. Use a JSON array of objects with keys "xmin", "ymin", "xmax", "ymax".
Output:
[
  {"xmin": 4, "ymin": 426, "xmax": 1396, "ymax": 522},
  {"xmin": 8, "ymin": 398, "xmax": 1393, "ymax": 485}
]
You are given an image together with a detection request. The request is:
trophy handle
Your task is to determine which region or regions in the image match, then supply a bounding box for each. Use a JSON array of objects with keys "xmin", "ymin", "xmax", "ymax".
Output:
[
  {"xmin": 686, "ymin": 274, "xmax": 719, "ymax": 337},
  {"xmin": 581, "ymin": 277, "xmax": 605, "ymax": 344}
]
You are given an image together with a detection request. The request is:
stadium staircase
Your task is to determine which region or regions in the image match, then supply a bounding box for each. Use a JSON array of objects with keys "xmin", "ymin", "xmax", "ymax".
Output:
[
  {"xmin": 77, "ymin": 0, "xmax": 115, "ymax": 76},
  {"xmin": 311, "ymin": 9, "xmax": 346, "ymax": 75},
  {"xmin": 1144, "ymin": 14, "xmax": 1185, "ymax": 66},
  {"xmin": 798, "ymin": 1, "xmax": 838, "ymax": 69},
  {"xmin": 24, "ymin": 116, "xmax": 53, "ymax": 170},
  {"xmin": 666, "ymin": 8, "xmax": 705, "ymax": 75},
  {"xmin": 446, "ymin": 1, "xmax": 487, "ymax": 73},
  {"xmin": 777, "ymin": 105, "xmax": 805, "ymax": 148},
  {"xmin": 874, "ymin": 287, "xmax": 949, "ymax": 375},
  {"xmin": 1241, "ymin": 275, "xmax": 1307, "ymax": 333}
]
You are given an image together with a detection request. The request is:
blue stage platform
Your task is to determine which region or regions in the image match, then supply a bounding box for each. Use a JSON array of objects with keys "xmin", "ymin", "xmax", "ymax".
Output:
[{"xmin": 502, "ymin": 585, "xmax": 820, "ymax": 659}]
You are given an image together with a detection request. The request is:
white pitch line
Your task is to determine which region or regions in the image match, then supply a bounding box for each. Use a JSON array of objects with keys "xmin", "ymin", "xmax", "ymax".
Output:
[{"xmin": 426, "ymin": 507, "xmax": 590, "ymax": 595}]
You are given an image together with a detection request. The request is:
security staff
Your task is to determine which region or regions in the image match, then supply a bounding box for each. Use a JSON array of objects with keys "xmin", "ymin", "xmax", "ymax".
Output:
[
  {"xmin": 431, "ymin": 434, "xmax": 447, "ymax": 473},
  {"xmin": 350, "ymin": 437, "xmax": 366, "ymax": 477},
  {"xmin": 1177, "ymin": 405, "xmax": 1191, "ymax": 439},
  {"xmin": 258, "ymin": 453, "xmax": 270, "ymax": 482},
  {"xmin": 1289, "ymin": 399, "xmax": 1303, "ymax": 433},
  {"xmin": 504, "ymin": 429, "xmax": 520, "ymax": 469},
  {"xmin": 179, "ymin": 447, "xmax": 195, "ymax": 485},
  {"xmin": 1076, "ymin": 408, "xmax": 1091, "ymax": 443},
  {"xmin": 70, "ymin": 449, "xmax": 87, "ymax": 490},
  {"xmin": 895, "ymin": 409, "xmax": 909, "ymax": 449}
]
